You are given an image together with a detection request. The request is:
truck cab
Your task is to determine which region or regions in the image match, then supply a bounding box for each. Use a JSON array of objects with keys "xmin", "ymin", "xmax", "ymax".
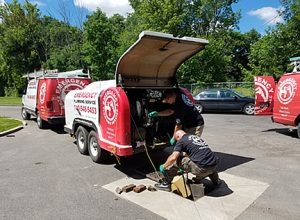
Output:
[{"xmin": 64, "ymin": 31, "xmax": 208, "ymax": 163}]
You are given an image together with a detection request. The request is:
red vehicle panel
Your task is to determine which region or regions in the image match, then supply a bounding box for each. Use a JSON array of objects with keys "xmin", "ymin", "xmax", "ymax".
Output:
[
  {"xmin": 37, "ymin": 78, "xmax": 91, "ymax": 123},
  {"xmin": 273, "ymin": 73, "xmax": 300, "ymax": 126},
  {"xmin": 99, "ymin": 87, "xmax": 133, "ymax": 156},
  {"xmin": 254, "ymin": 76, "xmax": 276, "ymax": 115}
]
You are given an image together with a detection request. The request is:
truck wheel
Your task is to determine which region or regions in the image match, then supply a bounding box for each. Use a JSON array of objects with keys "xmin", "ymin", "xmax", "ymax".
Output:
[
  {"xmin": 76, "ymin": 126, "xmax": 89, "ymax": 155},
  {"xmin": 243, "ymin": 103, "xmax": 255, "ymax": 115},
  {"xmin": 37, "ymin": 112, "xmax": 47, "ymax": 129},
  {"xmin": 88, "ymin": 130, "xmax": 109, "ymax": 163},
  {"xmin": 21, "ymin": 107, "xmax": 31, "ymax": 120}
]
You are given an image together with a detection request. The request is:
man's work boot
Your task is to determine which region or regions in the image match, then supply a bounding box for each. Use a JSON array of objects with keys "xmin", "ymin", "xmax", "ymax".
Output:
[{"xmin": 154, "ymin": 181, "xmax": 171, "ymax": 192}]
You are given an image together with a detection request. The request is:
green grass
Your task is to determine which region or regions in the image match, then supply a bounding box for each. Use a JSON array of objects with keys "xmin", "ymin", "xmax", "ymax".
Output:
[
  {"xmin": 0, "ymin": 96, "xmax": 22, "ymax": 106},
  {"xmin": 234, "ymin": 87, "xmax": 255, "ymax": 97},
  {"xmin": 0, "ymin": 117, "xmax": 23, "ymax": 132}
]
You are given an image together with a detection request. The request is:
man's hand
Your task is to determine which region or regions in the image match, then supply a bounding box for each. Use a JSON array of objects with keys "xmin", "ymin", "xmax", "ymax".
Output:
[
  {"xmin": 177, "ymin": 168, "xmax": 184, "ymax": 175},
  {"xmin": 159, "ymin": 164, "xmax": 165, "ymax": 173},
  {"xmin": 170, "ymin": 137, "xmax": 176, "ymax": 145},
  {"xmin": 148, "ymin": 111, "xmax": 158, "ymax": 118}
]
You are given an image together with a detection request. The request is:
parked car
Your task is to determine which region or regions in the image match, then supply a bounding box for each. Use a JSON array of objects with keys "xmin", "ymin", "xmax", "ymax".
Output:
[{"xmin": 193, "ymin": 88, "xmax": 255, "ymax": 115}]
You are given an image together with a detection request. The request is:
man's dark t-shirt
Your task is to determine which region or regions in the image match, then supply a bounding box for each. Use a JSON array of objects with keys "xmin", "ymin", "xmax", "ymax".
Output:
[
  {"xmin": 171, "ymin": 91, "xmax": 204, "ymax": 128},
  {"xmin": 174, "ymin": 134, "xmax": 218, "ymax": 168}
]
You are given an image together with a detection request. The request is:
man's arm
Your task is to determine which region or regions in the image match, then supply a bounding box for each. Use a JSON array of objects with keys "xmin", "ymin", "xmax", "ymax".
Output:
[
  {"xmin": 158, "ymin": 109, "xmax": 174, "ymax": 116},
  {"xmin": 162, "ymin": 151, "xmax": 180, "ymax": 170}
]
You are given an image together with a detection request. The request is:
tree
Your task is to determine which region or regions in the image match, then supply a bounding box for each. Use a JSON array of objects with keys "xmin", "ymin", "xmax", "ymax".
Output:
[
  {"xmin": 41, "ymin": 17, "xmax": 84, "ymax": 71},
  {"xmin": 126, "ymin": 0, "xmax": 242, "ymax": 84},
  {"xmin": 129, "ymin": 0, "xmax": 240, "ymax": 37},
  {"xmin": 246, "ymin": 0, "xmax": 300, "ymax": 80},
  {"xmin": 0, "ymin": 0, "xmax": 43, "ymax": 95},
  {"xmin": 82, "ymin": 10, "xmax": 125, "ymax": 80}
]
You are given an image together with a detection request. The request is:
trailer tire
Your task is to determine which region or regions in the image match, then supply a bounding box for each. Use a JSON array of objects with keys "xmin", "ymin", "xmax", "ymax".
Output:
[
  {"xmin": 76, "ymin": 126, "xmax": 89, "ymax": 155},
  {"xmin": 88, "ymin": 130, "xmax": 109, "ymax": 163},
  {"xmin": 21, "ymin": 107, "xmax": 31, "ymax": 120},
  {"xmin": 37, "ymin": 112, "xmax": 47, "ymax": 129}
]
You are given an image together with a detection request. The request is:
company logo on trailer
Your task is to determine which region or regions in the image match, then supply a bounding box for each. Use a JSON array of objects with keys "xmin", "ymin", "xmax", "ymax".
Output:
[
  {"xmin": 39, "ymin": 82, "xmax": 46, "ymax": 104},
  {"xmin": 56, "ymin": 79, "xmax": 87, "ymax": 106},
  {"xmin": 254, "ymin": 76, "xmax": 274, "ymax": 113},
  {"xmin": 102, "ymin": 90, "xmax": 118, "ymax": 125},
  {"xmin": 181, "ymin": 94, "xmax": 193, "ymax": 107},
  {"xmin": 277, "ymin": 78, "xmax": 297, "ymax": 105},
  {"xmin": 255, "ymin": 77, "xmax": 274, "ymax": 102}
]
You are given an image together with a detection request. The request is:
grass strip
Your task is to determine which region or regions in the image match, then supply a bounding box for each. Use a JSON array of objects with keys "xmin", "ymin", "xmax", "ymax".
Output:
[
  {"xmin": 0, "ymin": 97, "xmax": 22, "ymax": 106},
  {"xmin": 0, "ymin": 117, "xmax": 23, "ymax": 132}
]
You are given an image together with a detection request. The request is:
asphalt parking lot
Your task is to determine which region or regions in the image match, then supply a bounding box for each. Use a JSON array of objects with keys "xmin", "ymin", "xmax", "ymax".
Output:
[{"xmin": 0, "ymin": 106, "xmax": 299, "ymax": 220}]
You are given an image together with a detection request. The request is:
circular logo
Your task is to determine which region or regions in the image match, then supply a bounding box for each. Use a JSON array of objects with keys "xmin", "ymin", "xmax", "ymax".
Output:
[
  {"xmin": 255, "ymin": 82, "xmax": 269, "ymax": 102},
  {"xmin": 277, "ymin": 78, "xmax": 297, "ymax": 105},
  {"xmin": 255, "ymin": 81, "xmax": 270, "ymax": 113},
  {"xmin": 102, "ymin": 90, "xmax": 118, "ymax": 125},
  {"xmin": 189, "ymin": 135, "xmax": 208, "ymax": 148},
  {"xmin": 181, "ymin": 94, "xmax": 193, "ymax": 107},
  {"xmin": 39, "ymin": 82, "xmax": 46, "ymax": 104}
]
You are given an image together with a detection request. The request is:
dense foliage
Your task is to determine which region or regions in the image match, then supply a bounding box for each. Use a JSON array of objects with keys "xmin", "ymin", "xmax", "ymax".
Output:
[{"xmin": 0, "ymin": 0, "xmax": 299, "ymax": 96}]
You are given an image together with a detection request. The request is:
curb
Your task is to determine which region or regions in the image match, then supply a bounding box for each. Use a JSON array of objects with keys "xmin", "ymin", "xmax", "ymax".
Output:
[{"xmin": 0, "ymin": 119, "xmax": 27, "ymax": 137}]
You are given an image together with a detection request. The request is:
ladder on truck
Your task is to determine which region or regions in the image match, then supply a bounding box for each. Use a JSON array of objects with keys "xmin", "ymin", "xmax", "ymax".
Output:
[{"xmin": 23, "ymin": 69, "xmax": 90, "ymax": 80}]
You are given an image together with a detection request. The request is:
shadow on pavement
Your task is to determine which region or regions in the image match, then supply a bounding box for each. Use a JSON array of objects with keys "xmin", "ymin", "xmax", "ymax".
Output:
[
  {"xmin": 215, "ymin": 152, "xmax": 254, "ymax": 172},
  {"xmin": 261, "ymin": 128, "xmax": 298, "ymax": 138},
  {"xmin": 203, "ymin": 179, "xmax": 233, "ymax": 197}
]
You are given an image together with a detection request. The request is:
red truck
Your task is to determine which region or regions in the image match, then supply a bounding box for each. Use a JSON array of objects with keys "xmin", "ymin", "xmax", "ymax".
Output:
[
  {"xmin": 64, "ymin": 31, "xmax": 208, "ymax": 163},
  {"xmin": 272, "ymin": 57, "xmax": 300, "ymax": 138},
  {"xmin": 21, "ymin": 69, "xmax": 92, "ymax": 129}
]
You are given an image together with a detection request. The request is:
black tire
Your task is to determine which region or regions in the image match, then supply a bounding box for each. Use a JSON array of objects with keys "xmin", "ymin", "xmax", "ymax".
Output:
[
  {"xmin": 195, "ymin": 104, "xmax": 203, "ymax": 113},
  {"xmin": 88, "ymin": 130, "xmax": 109, "ymax": 163},
  {"xmin": 243, "ymin": 103, "xmax": 255, "ymax": 115},
  {"xmin": 76, "ymin": 126, "xmax": 89, "ymax": 155},
  {"xmin": 21, "ymin": 107, "xmax": 31, "ymax": 120},
  {"xmin": 297, "ymin": 122, "xmax": 300, "ymax": 139},
  {"xmin": 37, "ymin": 112, "xmax": 47, "ymax": 129}
]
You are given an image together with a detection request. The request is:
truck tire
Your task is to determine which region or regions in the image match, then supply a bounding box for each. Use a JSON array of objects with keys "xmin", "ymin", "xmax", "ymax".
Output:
[
  {"xmin": 21, "ymin": 107, "xmax": 31, "ymax": 120},
  {"xmin": 88, "ymin": 130, "xmax": 109, "ymax": 163},
  {"xmin": 37, "ymin": 112, "xmax": 47, "ymax": 129},
  {"xmin": 76, "ymin": 126, "xmax": 89, "ymax": 155}
]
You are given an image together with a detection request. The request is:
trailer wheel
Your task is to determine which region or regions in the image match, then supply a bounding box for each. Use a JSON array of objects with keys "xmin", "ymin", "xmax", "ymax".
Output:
[
  {"xmin": 21, "ymin": 107, "xmax": 31, "ymax": 120},
  {"xmin": 76, "ymin": 126, "xmax": 89, "ymax": 155},
  {"xmin": 88, "ymin": 130, "xmax": 109, "ymax": 163},
  {"xmin": 37, "ymin": 112, "xmax": 47, "ymax": 129}
]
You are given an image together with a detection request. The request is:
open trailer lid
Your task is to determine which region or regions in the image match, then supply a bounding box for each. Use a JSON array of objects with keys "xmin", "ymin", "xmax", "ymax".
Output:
[{"xmin": 116, "ymin": 31, "xmax": 208, "ymax": 88}]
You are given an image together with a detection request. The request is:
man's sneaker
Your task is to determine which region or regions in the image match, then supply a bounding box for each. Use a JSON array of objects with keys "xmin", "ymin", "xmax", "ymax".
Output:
[
  {"xmin": 154, "ymin": 181, "xmax": 171, "ymax": 192},
  {"xmin": 212, "ymin": 179, "xmax": 222, "ymax": 186},
  {"xmin": 191, "ymin": 177, "xmax": 203, "ymax": 184}
]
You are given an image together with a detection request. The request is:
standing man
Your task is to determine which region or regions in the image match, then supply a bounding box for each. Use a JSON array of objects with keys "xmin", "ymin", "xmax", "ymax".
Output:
[
  {"xmin": 155, "ymin": 130, "xmax": 221, "ymax": 191},
  {"xmin": 148, "ymin": 89, "xmax": 204, "ymax": 145}
]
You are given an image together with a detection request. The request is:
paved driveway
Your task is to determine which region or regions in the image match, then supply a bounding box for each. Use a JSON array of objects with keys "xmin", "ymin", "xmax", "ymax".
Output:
[{"xmin": 0, "ymin": 106, "xmax": 299, "ymax": 220}]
